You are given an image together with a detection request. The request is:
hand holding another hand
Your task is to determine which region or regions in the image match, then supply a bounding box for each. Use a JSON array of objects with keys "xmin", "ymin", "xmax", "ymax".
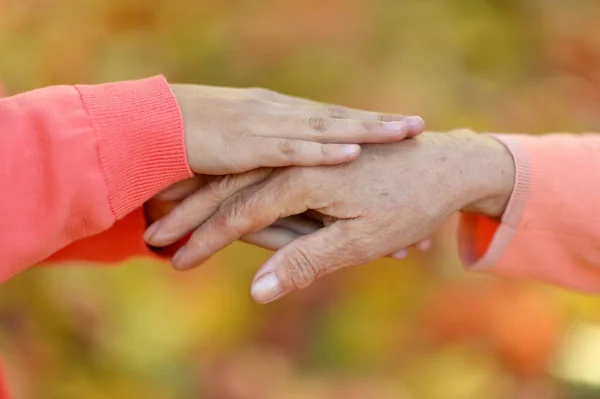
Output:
[
  {"xmin": 144, "ymin": 84, "xmax": 425, "ymax": 256},
  {"xmin": 146, "ymin": 130, "xmax": 515, "ymax": 303}
]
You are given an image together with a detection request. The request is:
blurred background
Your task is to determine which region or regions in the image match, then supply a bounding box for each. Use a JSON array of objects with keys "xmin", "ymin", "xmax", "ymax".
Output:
[{"xmin": 2, "ymin": 0, "xmax": 600, "ymax": 397}]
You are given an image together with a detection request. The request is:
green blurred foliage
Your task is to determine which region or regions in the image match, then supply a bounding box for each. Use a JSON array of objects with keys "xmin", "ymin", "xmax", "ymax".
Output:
[{"xmin": 2, "ymin": 0, "xmax": 600, "ymax": 397}]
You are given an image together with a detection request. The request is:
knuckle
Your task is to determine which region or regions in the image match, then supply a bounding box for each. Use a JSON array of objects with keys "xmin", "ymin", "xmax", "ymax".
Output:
[
  {"xmin": 277, "ymin": 139, "xmax": 299, "ymax": 158},
  {"xmin": 212, "ymin": 211, "xmax": 235, "ymax": 234},
  {"xmin": 307, "ymin": 116, "xmax": 333, "ymax": 133},
  {"xmin": 317, "ymin": 144, "xmax": 330, "ymax": 159},
  {"xmin": 204, "ymin": 178, "xmax": 228, "ymax": 201},
  {"xmin": 323, "ymin": 104, "xmax": 347, "ymax": 118},
  {"xmin": 210, "ymin": 209, "xmax": 232, "ymax": 231},
  {"xmin": 319, "ymin": 143, "xmax": 328, "ymax": 159},
  {"xmin": 214, "ymin": 189, "xmax": 268, "ymax": 236},
  {"xmin": 215, "ymin": 174, "xmax": 237, "ymax": 194},
  {"xmin": 213, "ymin": 196, "xmax": 246, "ymax": 233},
  {"xmin": 378, "ymin": 113, "xmax": 400, "ymax": 122},
  {"xmin": 210, "ymin": 207, "xmax": 245, "ymax": 240},
  {"xmin": 286, "ymin": 247, "xmax": 321, "ymax": 289},
  {"xmin": 360, "ymin": 120, "xmax": 376, "ymax": 132}
]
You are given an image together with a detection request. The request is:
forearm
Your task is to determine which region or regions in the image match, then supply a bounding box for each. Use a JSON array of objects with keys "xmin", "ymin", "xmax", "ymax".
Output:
[{"xmin": 0, "ymin": 77, "xmax": 191, "ymax": 281}]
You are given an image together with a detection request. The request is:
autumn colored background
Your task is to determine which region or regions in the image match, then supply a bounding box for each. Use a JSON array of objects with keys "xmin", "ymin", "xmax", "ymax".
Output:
[{"xmin": 2, "ymin": 0, "xmax": 600, "ymax": 398}]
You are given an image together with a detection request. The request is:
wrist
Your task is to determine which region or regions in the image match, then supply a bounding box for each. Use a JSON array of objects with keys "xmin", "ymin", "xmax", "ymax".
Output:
[
  {"xmin": 76, "ymin": 76, "xmax": 192, "ymax": 219},
  {"xmin": 443, "ymin": 129, "xmax": 515, "ymax": 219}
]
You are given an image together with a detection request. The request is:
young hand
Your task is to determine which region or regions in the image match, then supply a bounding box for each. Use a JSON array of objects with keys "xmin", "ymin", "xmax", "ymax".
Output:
[{"xmin": 171, "ymin": 84, "xmax": 424, "ymax": 174}]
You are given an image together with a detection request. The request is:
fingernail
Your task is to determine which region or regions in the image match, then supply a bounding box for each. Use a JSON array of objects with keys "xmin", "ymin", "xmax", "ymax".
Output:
[
  {"xmin": 144, "ymin": 221, "xmax": 161, "ymax": 243},
  {"xmin": 172, "ymin": 246, "xmax": 186, "ymax": 268},
  {"xmin": 392, "ymin": 248, "xmax": 409, "ymax": 260},
  {"xmin": 383, "ymin": 121, "xmax": 405, "ymax": 132},
  {"xmin": 251, "ymin": 273, "xmax": 283, "ymax": 303},
  {"xmin": 341, "ymin": 144, "xmax": 360, "ymax": 156},
  {"xmin": 417, "ymin": 239, "xmax": 432, "ymax": 251},
  {"xmin": 404, "ymin": 116, "xmax": 425, "ymax": 134}
]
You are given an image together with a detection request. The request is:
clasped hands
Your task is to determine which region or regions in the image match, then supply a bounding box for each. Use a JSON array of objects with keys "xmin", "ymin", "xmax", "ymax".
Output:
[{"xmin": 144, "ymin": 84, "xmax": 515, "ymax": 304}]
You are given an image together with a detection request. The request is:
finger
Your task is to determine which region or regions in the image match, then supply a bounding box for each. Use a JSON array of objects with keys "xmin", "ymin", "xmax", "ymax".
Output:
[
  {"xmin": 244, "ymin": 233, "xmax": 419, "ymax": 261},
  {"xmin": 254, "ymin": 217, "xmax": 429, "ymax": 260},
  {"xmin": 272, "ymin": 216, "xmax": 324, "ymax": 235},
  {"xmin": 144, "ymin": 168, "xmax": 273, "ymax": 247},
  {"xmin": 235, "ymin": 138, "xmax": 361, "ymax": 169},
  {"xmin": 248, "ymin": 114, "xmax": 418, "ymax": 144},
  {"xmin": 248, "ymin": 88, "xmax": 425, "ymax": 137},
  {"xmin": 416, "ymin": 238, "xmax": 432, "ymax": 251},
  {"xmin": 313, "ymin": 106, "xmax": 424, "ymax": 137},
  {"xmin": 170, "ymin": 175, "xmax": 307, "ymax": 270},
  {"xmin": 390, "ymin": 248, "xmax": 409, "ymax": 260},
  {"xmin": 241, "ymin": 226, "xmax": 303, "ymax": 251},
  {"xmin": 154, "ymin": 175, "xmax": 208, "ymax": 202},
  {"xmin": 240, "ymin": 216, "xmax": 323, "ymax": 251},
  {"xmin": 244, "ymin": 225, "xmax": 428, "ymax": 260},
  {"xmin": 259, "ymin": 105, "xmax": 425, "ymax": 138},
  {"xmin": 241, "ymin": 216, "xmax": 323, "ymax": 251},
  {"xmin": 390, "ymin": 239, "xmax": 432, "ymax": 259},
  {"xmin": 249, "ymin": 221, "xmax": 378, "ymax": 304}
]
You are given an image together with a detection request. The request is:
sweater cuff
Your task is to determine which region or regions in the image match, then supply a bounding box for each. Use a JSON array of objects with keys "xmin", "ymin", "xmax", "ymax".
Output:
[
  {"xmin": 76, "ymin": 76, "xmax": 193, "ymax": 220},
  {"xmin": 458, "ymin": 134, "xmax": 530, "ymax": 271}
]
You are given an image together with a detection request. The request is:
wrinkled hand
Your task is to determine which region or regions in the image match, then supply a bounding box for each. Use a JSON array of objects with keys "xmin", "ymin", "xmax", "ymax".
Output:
[
  {"xmin": 146, "ymin": 131, "xmax": 515, "ymax": 303},
  {"xmin": 144, "ymin": 171, "xmax": 431, "ymax": 262},
  {"xmin": 172, "ymin": 85, "xmax": 424, "ymax": 174},
  {"xmin": 147, "ymin": 186, "xmax": 430, "ymax": 258},
  {"xmin": 144, "ymin": 175, "xmax": 208, "ymax": 225},
  {"xmin": 240, "ymin": 212, "xmax": 432, "ymax": 260}
]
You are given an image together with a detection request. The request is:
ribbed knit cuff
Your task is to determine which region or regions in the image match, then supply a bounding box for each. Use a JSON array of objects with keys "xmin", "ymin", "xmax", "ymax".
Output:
[
  {"xmin": 488, "ymin": 134, "xmax": 531, "ymax": 229},
  {"xmin": 76, "ymin": 76, "xmax": 193, "ymax": 220}
]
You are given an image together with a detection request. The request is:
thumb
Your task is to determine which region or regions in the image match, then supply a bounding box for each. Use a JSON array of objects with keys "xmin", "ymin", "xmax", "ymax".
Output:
[{"xmin": 249, "ymin": 221, "xmax": 374, "ymax": 303}]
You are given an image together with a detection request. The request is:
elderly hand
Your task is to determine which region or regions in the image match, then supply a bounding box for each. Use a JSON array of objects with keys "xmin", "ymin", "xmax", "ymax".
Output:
[
  {"xmin": 144, "ymin": 171, "xmax": 431, "ymax": 260},
  {"xmin": 239, "ymin": 212, "xmax": 433, "ymax": 260},
  {"xmin": 146, "ymin": 130, "xmax": 515, "ymax": 303}
]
